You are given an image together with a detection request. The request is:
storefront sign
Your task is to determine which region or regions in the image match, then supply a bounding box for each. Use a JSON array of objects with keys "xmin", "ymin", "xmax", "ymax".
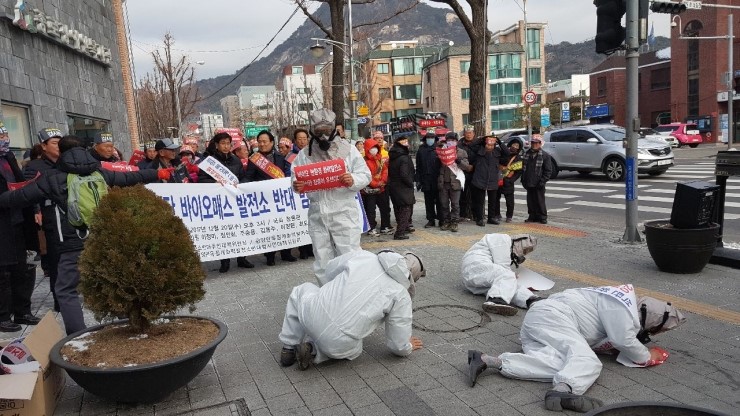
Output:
[
  {"xmin": 293, "ymin": 159, "xmax": 347, "ymax": 192},
  {"xmin": 11, "ymin": 0, "xmax": 112, "ymax": 66},
  {"xmin": 417, "ymin": 119, "xmax": 446, "ymax": 128}
]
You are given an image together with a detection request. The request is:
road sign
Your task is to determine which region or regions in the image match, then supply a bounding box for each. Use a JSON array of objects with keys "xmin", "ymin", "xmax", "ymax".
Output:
[
  {"xmin": 562, "ymin": 110, "xmax": 571, "ymax": 122},
  {"xmin": 245, "ymin": 125, "xmax": 270, "ymax": 137},
  {"xmin": 540, "ymin": 107, "xmax": 550, "ymax": 128},
  {"xmin": 357, "ymin": 117, "xmax": 368, "ymax": 124},
  {"xmin": 684, "ymin": 1, "xmax": 702, "ymax": 10},
  {"xmin": 523, "ymin": 91, "xmax": 537, "ymax": 105}
]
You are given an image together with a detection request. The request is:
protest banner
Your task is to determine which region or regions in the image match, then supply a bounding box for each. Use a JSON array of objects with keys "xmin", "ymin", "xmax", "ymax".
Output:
[
  {"xmin": 435, "ymin": 146, "xmax": 457, "ymax": 166},
  {"xmin": 197, "ymin": 156, "xmax": 239, "ymax": 186},
  {"xmin": 293, "ymin": 159, "xmax": 347, "ymax": 192},
  {"xmin": 129, "ymin": 150, "xmax": 145, "ymax": 166},
  {"xmin": 101, "ymin": 161, "xmax": 139, "ymax": 172}
]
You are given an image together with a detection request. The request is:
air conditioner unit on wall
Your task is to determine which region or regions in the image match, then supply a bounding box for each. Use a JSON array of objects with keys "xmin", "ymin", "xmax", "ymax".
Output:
[{"xmin": 408, "ymin": 99, "xmax": 417, "ymax": 105}]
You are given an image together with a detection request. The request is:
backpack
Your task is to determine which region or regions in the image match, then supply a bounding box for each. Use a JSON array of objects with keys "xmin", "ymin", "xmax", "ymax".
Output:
[{"xmin": 66, "ymin": 171, "xmax": 108, "ymax": 229}]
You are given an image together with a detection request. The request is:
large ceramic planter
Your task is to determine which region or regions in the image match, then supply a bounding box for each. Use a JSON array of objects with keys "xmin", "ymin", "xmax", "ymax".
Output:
[
  {"xmin": 49, "ymin": 316, "xmax": 227, "ymax": 403},
  {"xmin": 585, "ymin": 401, "xmax": 730, "ymax": 415},
  {"xmin": 643, "ymin": 220, "xmax": 719, "ymax": 274}
]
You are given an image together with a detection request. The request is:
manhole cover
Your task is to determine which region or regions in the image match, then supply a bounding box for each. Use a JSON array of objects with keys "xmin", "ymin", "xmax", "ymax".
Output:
[
  {"xmin": 412, "ymin": 304, "xmax": 490, "ymax": 333},
  {"xmin": 175, "ymin": 398, "xmax": 250, "ymax": 415}
]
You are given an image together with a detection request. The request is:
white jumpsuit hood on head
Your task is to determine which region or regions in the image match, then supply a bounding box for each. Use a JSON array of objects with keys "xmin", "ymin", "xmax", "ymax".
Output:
[{"xmin": 378, "ymin": 251, "xmax": 411, "ymax": 289}]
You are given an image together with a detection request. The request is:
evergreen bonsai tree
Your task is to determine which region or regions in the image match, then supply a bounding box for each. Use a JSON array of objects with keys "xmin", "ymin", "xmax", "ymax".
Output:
[{"xmin": 78, "ymin": 184, "xmax": 205, "ymax": 333}]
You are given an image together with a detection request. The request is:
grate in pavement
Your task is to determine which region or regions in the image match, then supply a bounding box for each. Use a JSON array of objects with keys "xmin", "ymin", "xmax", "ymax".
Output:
[
  {"xmin": 175, "ymin": 398, "xmax": 250, "ymax": 416},
  {"xmin": 412, "ymin": 304, "xmax": 490, "ymax": 333}
]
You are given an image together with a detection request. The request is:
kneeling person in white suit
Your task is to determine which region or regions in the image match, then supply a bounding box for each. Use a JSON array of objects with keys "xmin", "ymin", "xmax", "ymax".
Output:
[
  {"xmin": 467, "ymin": 285, "xmax": 685, "ymax": 413},
  {"xmin": 462, "ymin": 233, "xmax": 542, "ymax": 315},
  {"xmin": 278, "ymin": 249, "xmax": 425, "ymax": 370}
]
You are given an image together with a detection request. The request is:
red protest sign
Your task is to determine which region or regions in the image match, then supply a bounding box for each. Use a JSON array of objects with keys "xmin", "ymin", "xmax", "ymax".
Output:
[
  {"xmin": 101, "ymin": 162, "xmax": 140, "ymax": 172},
  {"xmin": 293, "ymin": 159, "xmax": 347, "ymax": 192},
  {"xmin": 435, "ymin": 147, "xmax": 457, "ymax": 166},
  {"xmin": 129, "ymin": 150, "xmax": 145, "ymax": 166},
  {"xmin": 7, "ymin": 172, "xmax": 40, "ymax": 191}
]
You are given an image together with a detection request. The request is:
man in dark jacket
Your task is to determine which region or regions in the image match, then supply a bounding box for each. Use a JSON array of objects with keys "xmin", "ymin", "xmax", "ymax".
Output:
[
  {"xmin": 470, "ymin": 136, "xmax": 510, "ymax": 226},
  {"xmin": 520, "ymin": 137, "xmax": 553, "ymax": 224},
  {"xmin": 0, "ymin": 136, "xmax": 159, "ymax": 335},
  {"xmin": 457, "ymin": 125, "xmax": 477, "ymax": 221},
  {"xmin": 244, "ymin": 130, "xmax": 296, "ymax": 266},
  {"xmin": 387, "ymin": 137, "xmax": 415, "ymax": 240},
  {"xmin": 137, "ymin": 141, "xmax": 158, "ymax": 170},
  {"xmin": 89, "ymin": 132, "xmax": 120, "ymax": 162},
  {"xmin": 494, "ymin": 142, "xmax": 523, "ymax": 223},
  {"xmin": 0, "ymin": 121, "xmax": 40, "ymax": 332},
  {"xmin": 23, "ymin": 128, "xmax": 64, "ymax": 311},
  {"xmin": 414, "ymin": 132, "xmax": 442, "ymax": 228},
  {"xmin": 148, "ymin": 138, "xmax": 181, "ymax": 171}
]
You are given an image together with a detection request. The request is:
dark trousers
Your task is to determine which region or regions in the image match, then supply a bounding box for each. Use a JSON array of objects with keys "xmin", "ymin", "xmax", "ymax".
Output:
[
  {"xmin": 57, "ymin": 250, "xmax": 86, "ymax": 335},
  {"xmin": 471, "ymin": 185, "xmax": 497, "ymax": 221},
  {"xmin": 439, "ymin": 184, "xmax": 461, "ymax": 223},
  {"xmin": 299, "ymin": 244, "xmax": 313, "ymax": 259},
  {"xmin": 43, "ymin": 227, "xmax": 60, "ymax": 305},
  {"xmin": 459, "ymin": 174, "xmax": 473, "ymax": 219},
  {"xmin": 265, "ymin": 249, "xmax": 295, "ymax": 262},
  {"xmin": 362, "ymin": 191, "xmax": 391, "ymax": 231},
  {"xmin": 525, "ymin": 186, "xmax": 548, "ymax": 221},
  {"xmin": 394, "ymin": 205, "xmax": 412, "ymax": 236},
  {"xmin": 494, "ymin": 189, "xmax": 515, "ymax": 219},
  {"xmin": 0, "ymin": 225, "xmax": 34, "ymax": 321}
]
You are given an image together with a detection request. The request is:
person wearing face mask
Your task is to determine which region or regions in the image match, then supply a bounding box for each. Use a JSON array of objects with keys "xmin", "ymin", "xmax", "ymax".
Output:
[
  {"xmin": 436, "ymin": 132, "xmax": 471, "ymax": 232},
  {"xmin": 415, "ymin": 132, "xmax": 442, "ymax": 229},
  {"xmin": 279, "ymin": 250, "xmax": 425, "ymax": 370},
  {"xmin": 387, "ymin": 136, "xmax": 415, "ymax": 240},
  {"xmin": 290, "ymin": 109, "xmax": 371, "ymax": 285},
  {"xmin": 361, "ymin": 138, "xmax": 391, "ymax": 237}
]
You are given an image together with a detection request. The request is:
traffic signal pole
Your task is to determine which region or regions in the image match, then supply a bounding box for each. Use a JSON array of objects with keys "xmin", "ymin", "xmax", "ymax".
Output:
[{"xmin": 622, "ymin": 0, "xmax": 641, "ymax": 243}]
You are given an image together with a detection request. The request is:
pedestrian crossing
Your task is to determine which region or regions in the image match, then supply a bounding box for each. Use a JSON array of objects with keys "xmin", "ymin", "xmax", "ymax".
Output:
[{"xmin": 511, "ymin": 164, "xmax": 740, "ymax": 220}]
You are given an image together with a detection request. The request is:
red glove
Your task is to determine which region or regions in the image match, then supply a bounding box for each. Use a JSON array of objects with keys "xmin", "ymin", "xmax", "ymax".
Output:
[
  {"xmin": 644, "ymin": 346, "xmax": 670, "ymax": 367},
  {"xmin": 157, "ymin": 167, "xmax": 174, "ymax": 181},
  {"xmin": 186, "ymin": 162, "xmax": 200, "ymax": 175}
]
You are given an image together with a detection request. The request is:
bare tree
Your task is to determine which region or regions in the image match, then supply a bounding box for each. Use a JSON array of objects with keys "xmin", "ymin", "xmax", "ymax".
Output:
[
  {"xmin": 294, "ymin": 0, "xmax": 419, "ymax": 124},
  {"xmin": 427, "ymin": 0, "xmax": 490, "ymax": 137}
]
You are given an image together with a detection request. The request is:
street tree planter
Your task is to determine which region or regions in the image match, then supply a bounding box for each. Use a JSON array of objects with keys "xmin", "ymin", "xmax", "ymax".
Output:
[
  {"xmin": 585, "ymin": 401, "xmax": 730, "ymax": 416},
  {"xmin": 49, "ymin": 316, "xmax": 227, "ymax": 403},
  {"xmin": 643, "ymin": 220, "xmax": 719, "ymax": 274}
]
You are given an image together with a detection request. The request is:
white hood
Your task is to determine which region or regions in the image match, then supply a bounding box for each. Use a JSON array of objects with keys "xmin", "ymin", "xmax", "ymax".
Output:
[{"xmin": 378, "ymin": 251, "xmax": 411, "ymax": 289}]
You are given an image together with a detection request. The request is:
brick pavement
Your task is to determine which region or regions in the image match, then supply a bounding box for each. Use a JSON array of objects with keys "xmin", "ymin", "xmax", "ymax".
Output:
[{"xmin": 16, "ymin": 199, "xmax": 740, "ymax": 416}]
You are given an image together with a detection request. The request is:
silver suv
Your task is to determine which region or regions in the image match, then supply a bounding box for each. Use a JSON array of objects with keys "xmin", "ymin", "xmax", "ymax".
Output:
[{"xmin": 542, "ymin": 125, "xmax": 674, "ymax": 181}]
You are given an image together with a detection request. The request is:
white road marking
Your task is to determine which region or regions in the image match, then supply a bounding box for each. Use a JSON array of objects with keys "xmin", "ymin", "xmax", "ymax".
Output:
[
  {"xmin": 565, "ymin": 200, "xmax": 740, "ymax": 219},
  {"xmin": 546, "ymin": 186, "xmax": 617, "ymax": 193}
]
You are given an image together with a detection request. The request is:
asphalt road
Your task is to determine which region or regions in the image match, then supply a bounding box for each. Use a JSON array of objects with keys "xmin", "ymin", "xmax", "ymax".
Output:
[{"xmin": 533, "ymin": 145, "xmax": 740, "ymax": 244}]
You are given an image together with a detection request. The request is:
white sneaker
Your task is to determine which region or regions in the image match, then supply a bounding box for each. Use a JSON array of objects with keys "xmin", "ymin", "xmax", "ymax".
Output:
[
  {"xmin": 367, "ymin": 229, "xmax": 380, "ymax": 237},
  {"xmin": 379, "ymin": 227, "xmax": 394, "ymax": 235}
]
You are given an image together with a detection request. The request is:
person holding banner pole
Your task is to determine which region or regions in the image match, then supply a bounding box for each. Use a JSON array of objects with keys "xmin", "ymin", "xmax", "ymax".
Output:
[
  {"xmin": 244, "ymin": 131, "xmax": 296, "ymax": 266},
  {"xmin": 198, "ymin": 132, "xmax": 253, "ymax": 272},
  {"xmin": 290, "ymin": 109, "xmax": 371, "ymax": 286},
  {"xmin": 292, "ymin": 129, "xmax": 312, "ymax": 260}
]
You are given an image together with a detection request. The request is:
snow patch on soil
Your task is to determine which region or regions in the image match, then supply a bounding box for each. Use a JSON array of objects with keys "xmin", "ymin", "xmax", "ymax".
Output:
[{"xmin": 64, "ymin": 331, "xmax": 95, "ymax": 352}]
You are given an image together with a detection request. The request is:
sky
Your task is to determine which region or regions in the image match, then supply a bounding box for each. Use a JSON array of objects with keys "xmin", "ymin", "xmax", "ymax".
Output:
[{"xmin": 125, "ymin": 0, "xmax": 673, "ymax": 82}]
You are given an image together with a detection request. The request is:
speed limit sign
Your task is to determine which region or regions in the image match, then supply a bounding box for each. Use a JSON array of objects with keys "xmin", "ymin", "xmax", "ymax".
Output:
[{"xmin": 523, "ymin": 90, "xmax": 537, "ymax": 105}]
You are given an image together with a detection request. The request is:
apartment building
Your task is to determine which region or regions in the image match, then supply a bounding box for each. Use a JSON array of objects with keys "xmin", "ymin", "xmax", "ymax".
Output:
[{"xmin": 274, "ymin": 64, "xmax": 324, "ymax": 129}]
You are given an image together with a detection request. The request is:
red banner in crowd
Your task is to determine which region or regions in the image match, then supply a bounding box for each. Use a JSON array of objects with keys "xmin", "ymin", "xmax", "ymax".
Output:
[
  {"xmin": 8, "ymin": 172, "xmax": 40, "ymax": 191},
  {"xmin": 286, "ymin": 153, "xmax": 297, "ymax": 164},
  {"xmin": 129, "ymin": 150, "xmax": 145, "ymax": 166},
  {"xmin": 293, "ymin": 159, "xmax": 347, "ymax": 193},
  {"xmin": 249, "ymin": 153, "xmax": 285, "ymax": 179},
  {"xmin": 417, "ymin": 119, "xmax": 446, "ymax": 128},
  {"xmin": 435, "ymin": 147, "xmax": 457, "ymax": 167},
  {"xmin": 101, "ymin": 161, "xmax": 140, "ymax": 172}
]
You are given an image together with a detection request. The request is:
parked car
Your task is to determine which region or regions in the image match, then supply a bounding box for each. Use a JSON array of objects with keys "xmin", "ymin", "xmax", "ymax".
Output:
[
  {"xmin": 639, "ymin": 127, "xmax": 676, "ymax": 147},
  {"xmin": 542, "ymin": 125, "xmax": 674, "ymax": 181},
  {"xmin": 654, "ymin": 123, "xmax": 702, "ymax": 148}
]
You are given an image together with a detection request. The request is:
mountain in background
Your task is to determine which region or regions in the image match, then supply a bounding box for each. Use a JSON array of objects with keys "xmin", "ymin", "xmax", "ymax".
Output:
[{"xmin": 193, "ymin": 0, "xmax": 671, "ymax": 113}]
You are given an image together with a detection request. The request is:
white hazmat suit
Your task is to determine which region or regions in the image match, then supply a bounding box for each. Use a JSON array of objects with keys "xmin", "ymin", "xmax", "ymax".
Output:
[
  {"xmin": 461, "ymin": 233, "xmax": 536, "ymax": 308},
  {"xmin": 278, "ymin": 250, "xmax": 417, "ymax": 363},
  {"xmin": 291, "ymin": 137, "xmax": 371, "ymax": 285}
]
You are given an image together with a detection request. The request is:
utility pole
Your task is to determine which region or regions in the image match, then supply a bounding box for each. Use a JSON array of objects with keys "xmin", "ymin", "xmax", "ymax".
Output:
[
  {"xmin": 523, "ymin": 0, "xmax": 532, "ymax": 138},
  {"xmin": 728, "ymin": 13, "xmax": 734, "ymax": 149},
  {"xmin": 623, "ymin": 0, "xmax": 641, "ymax": 243},
  {"xmin": 347, "ymin": 0, "xmax": 358, "ymax": 142}
]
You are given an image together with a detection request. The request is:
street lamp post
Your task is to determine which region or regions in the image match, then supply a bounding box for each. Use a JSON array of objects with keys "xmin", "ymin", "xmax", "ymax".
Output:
[{"xmin": 523, "ymin": 0, "xmax": 532, "ymax": 138}]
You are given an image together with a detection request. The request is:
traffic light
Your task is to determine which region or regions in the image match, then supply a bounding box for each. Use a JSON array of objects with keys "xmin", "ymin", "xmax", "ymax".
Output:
[
  {"xmin": 594, "ymin": 0, "xmax": 626, "ymax": 55},
  {"xmin": 650, "ymin": 1, "xmax": 687, "ymax": 14}
]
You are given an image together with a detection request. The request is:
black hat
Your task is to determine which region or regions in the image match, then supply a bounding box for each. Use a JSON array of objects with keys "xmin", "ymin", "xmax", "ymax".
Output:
[
  {"xmin": 94, "ymin": 132, "xmax": 114, "ymax": 144},
  {"xmin": 445, "ymin": 132, "xmax": 459, "ymax": 141},
  {"xmin": 155, "ymin": 138, "xmax": 180, "ymax": 151},
  {"xmin": 38, "ymin": 128, "xmax": 63, "ymax": 143}
]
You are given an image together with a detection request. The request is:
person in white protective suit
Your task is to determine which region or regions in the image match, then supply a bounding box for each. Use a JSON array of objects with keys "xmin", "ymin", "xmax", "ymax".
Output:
[
  {"xmin": 466, "ymin": 285, "xmax": 686, "ymax": 413},
  {"xmin": 462, "ymin": 233, "xmax": 542, "ymax": 315},
  {"xmin": 278, "ymin": 249, "xmax": 425, "ymax": 370},
  {"xmin": 291, "ymin": 109, "xmax": 372, "ymax": 285}
]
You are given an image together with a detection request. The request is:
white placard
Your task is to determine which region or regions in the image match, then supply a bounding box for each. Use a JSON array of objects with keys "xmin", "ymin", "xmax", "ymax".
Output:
[{"xmin": 197, "ymin": 156, "xmax": 239, "ymax": 186}]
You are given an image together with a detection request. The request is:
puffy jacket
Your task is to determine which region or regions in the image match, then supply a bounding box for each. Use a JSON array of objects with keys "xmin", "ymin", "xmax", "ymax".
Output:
[
  {"xmin": 414, "ymin": 143, "xmax": 440, "ymax": 192},
  {"xmin": 362, "ymin": 139, "xmax": 388, "ymax": 193},
  {"xmin": 0, "ymin": 147, "xmax": 158, "ymax": 253},
  {"xmin": 387, "ymin": 144, "xmax": 415, "ymax": 206},
  {"xmin": 23, "ymin": 156, "xmax": 58, "ymax": 232},
  {"xmin": 471, "ymin": 141, "xmax": 510, "ymax": 191},
  {"xmin": 243, "ymin": 150, "xmax": 290, "ymax": 182},
  {"xmin": 437, "ymin": 146, "xmax": 470, "ymax": 191}
]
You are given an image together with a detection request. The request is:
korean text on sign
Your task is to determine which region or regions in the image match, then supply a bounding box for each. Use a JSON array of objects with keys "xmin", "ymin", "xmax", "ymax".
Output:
[{"xmin": 293, "ymin": 159, "xmax": 347, "ymax": 192}]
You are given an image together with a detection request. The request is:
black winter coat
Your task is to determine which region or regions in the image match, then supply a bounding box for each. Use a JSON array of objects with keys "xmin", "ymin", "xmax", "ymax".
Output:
[
  {"xmin": 471, "ymin": 141, "xmax": 510, "ymax": 190},
  {"xmin": 521, "ymin": 149, "xmax": 554, "ymax": 189},
  {"xmin": 243, "ymin": 151, "xmax": 290, "ymax": 182},
  {"xmin": 0, "ymin": 152, "xmax": 39, "ymax": 266},
  {"xmin": 499, "ymin": 153, "xmax": 523, "ymax": 195},
  {"xmin": 23, "ymin": 156, "xmax": 58, "ymax": 232},
  {"xmin": 414, "ymin": 143, "xmax": 440, "ymax": 192},
  {"xmin": 0, "ymin": 148, "xmax": 158, "ymax": 253},
  {"xmin": 387, "ymin": 145, "xmax": 415, "ymax": 206},
  {"xmin": 196, "ymin": 151, "xmax": 246, "ymax": 183}
]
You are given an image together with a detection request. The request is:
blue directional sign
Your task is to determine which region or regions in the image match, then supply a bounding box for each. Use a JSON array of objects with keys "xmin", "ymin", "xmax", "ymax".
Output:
[
  {"xmin": 626, "ymin": 157, "xmax": 636, "ymax": 201},
  {"xmin": 540, "ymin": 108, "xmax": 551, "ymax": 128},
  {"xmin": 585, "ymin": 104, "xmax": 610, "ymax": 119},
  {"xmin": 562, "ymin": 110, "xmax": 570, "ymax": 122}
]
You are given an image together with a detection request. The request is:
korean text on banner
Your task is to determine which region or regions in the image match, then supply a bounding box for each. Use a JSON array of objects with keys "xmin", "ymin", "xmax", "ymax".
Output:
[
  {"xmin": 435, "ymin": 147, "xmax": 457, "ymax": 166},
  {"xmin": 147, "ymin": 178, "xmax": 311, "ymax": 262},
  {"xmin": 129, "ymin": 150, "xmax": 146, "ymax": 166},
  {"xmin": 293, "ymin": 159, "xmax": 347, "ymax": 192},
  {"xmin": 198, "ymin": 156, "xmax": 239, "ymax": 186},
  {"xmin": 101, "ymin": 161, "xmax": 140, "ymax": 172}
]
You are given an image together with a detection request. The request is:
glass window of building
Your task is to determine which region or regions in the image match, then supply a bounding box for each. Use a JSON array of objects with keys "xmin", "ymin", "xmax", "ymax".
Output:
[
  {"xmin": 650, "ymin": 68, "xmax": 670, "ymax": 90},
  {"xmin": 380, "ymin": 111, "xmax": 392, "ymax": 122},
  {"xmin": 396, "ymin": 108, "xmax": 419, "ymax": 117},
  {"xmin": 527, "ymin": 68, "xmax": 541, "ymax": 86},
  {"xmin": 67, "ymin": 114, "xmax": 109, "ymax": 148},
  {"xmin": 377, "ymin": 63, "xmax": 389, "ymax": 74},
  {"xmin": 394, "ymin": 84, "xmax": 422, "ymax": 100},
  {"xmin": 462, "ymin": 113, "xmax": 470, "ymax": 126},
  {"xmin": 461, "ymin": 88, "xmax": 470, "ymax": 100},
  {"xmin": 490, "ymin": 109, "xmax": 517, "ymax": 131},
  {"xmin": 315, "ymin": 64, "xmax": 324, "ymax": 73},
  {"xmin": 392, "ymin": 57, "xmax": 425, "ymax": 76},
  {"xmin": 460, "ymin": 60, "xmax": 470, "ymax": 74},
  {"xmin": 489, "ymin": 54, "xmax": 521, "ymax": 79},
  {"xmin": 527, "ymin": 29, "xmax": 541, "ymax": 60},
  {"xmin": 490, "ymin": 83, "xmax": 522, "ymax": 106},
  {"xmin": 597, "ymin": 77, "xmax": 607, "ymax": 97},
  {"xmin": 292, "ymin": 66, "xmax": 304, "ymax": 75},
  {"xmin": 1, "ymin": 103, "xmax": 33, "ymax": 156},
  {"xmin": 687, "ymin": 78, "xmax": 699, "ymax": 116}
]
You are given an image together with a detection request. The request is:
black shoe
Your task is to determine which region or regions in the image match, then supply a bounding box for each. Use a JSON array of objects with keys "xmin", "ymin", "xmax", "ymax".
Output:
[
  {"xmin": 219, "ymin": 259, "xmax": 230, "ymax": 273},
  {"xmin": 482, "ymin": 297, "xmax": 518, "ymax": 316},
  {"xmin": 13, "ymin": 314, "xmax": 41, "ymax": 325},
  {"xmin": 407, "ymin": 225, "xmax": 415, "ymax": 233},
  {"xmin": 487, "ymin": 218, "xmax": 500, "ymax": 225},
  {"xmin": 476, "ymin": 220, "xmax": 486, "ymax": 227},
  {"xmin": 540, "ymin": 219, "xmax": 548, "ymax": 224},
  {"xmin": 526, "ymin": 296, "xmax": 544, "ymax": 308},
  {"xmin": 280, "ymin": 347, "xmax": 296, "ymax": 367},
  {"xmin": 299, "ymin": 253, "xmax": 309, "ymax": 260},
  {"xmin": 295, "ymin": 342, "xmax": 313, "ymax": 371},
  {"xmin": 424, "ymin": 220, "xmax": 436, "ymax": 228},
  {"xmin": 237, "ymin": 257, "xmax": 255, "ymax": 268},
  {"xmin": 266, "ymin": 259, "xmax": 276, "ymax": 266},
  {"xmin": 450, "ymin": 222, "xmax": 458, "ymax": 232},
  {"xmin": 393, "ymin": 234, "xmax": 410, "ymax": 240},
  {"xmin": 0, "ymin": 320, "xmax": 22, "ymax": 332},
  {"xmin": 281, "ymin": 254, "xmax": 298, "ymax": 262},
  {"xmin": 524, "ymin": 218, "xmax": 535, "ymax": 223},
  {"xmin": 544, "ymin": 390, "xmax": 604, "ymax": 413},
  {"xmin": 467, "ymin": 350, "xmax": 487, "ymax": 387}
]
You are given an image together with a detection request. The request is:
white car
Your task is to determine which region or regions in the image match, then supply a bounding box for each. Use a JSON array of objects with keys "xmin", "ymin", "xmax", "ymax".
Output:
[{"xmin": 641, "ymin": 127, "xmax": 678, "ymax": 148}]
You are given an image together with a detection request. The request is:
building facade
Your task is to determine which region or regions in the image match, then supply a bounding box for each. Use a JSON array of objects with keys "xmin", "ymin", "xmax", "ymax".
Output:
[
  {"xmin": 219, "ymin": 95, "xmax": 239, "ymax": 128},
  {"xmin": 274, "ymin": 64, "xmax": 324, "ymax": 129},
  {"xmin": 236, "ymin": 85, "xmax": 277, "ymax": 124},
  {"xmin": 0, "ymin": 0, "xmax": 132, "ymax": 156},
  {"xmin": 200, "ymin": 113, "xmax": 224, "ymax": 142}
]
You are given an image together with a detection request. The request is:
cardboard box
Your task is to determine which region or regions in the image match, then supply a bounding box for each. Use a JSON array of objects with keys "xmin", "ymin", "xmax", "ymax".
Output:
[{"xmin": 0, "ymin": 313, "xmax": 65, "ymax": 416}]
